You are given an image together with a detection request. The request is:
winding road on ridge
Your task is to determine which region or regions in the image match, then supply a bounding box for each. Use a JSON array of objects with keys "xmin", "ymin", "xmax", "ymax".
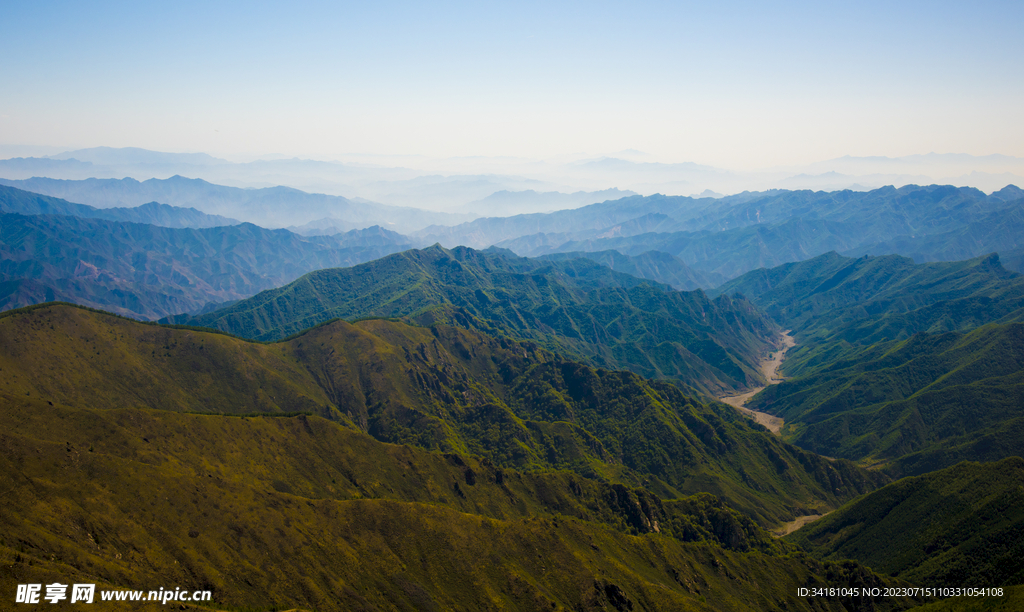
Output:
[{"xmin": 717, "ymin": 331, "xmax": 795, "ymax": 434}]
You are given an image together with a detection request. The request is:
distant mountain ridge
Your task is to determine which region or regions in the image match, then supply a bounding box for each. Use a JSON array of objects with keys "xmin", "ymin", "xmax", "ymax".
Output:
[
  {"xmin": 47, "ymin": 146, "xmax": 230, "ymax": 166},
  {"xmin": 0, "ymin": 212, "xmax": 414, "ymax": 319},
  {"xmin": 538, "ymin": 249, "xmax": 719, "ymax": 290},
  {"xmin": 418, "ymin": 184, "xmax": 1024, "ymax": 280},
  {"xmin": 0, "ymin": 175, "xmax": 470, "ymax": 233},
  {"xmin": 456, "ymin": 188, "xmax": 639, "ymax": 216},
  {"xmin": 4, "ymin": 145, "xmax": 1022, "ymax": 197},
  {"xmin": 0, "ymin": 184, "xmax": 240, "ymax": 228}
]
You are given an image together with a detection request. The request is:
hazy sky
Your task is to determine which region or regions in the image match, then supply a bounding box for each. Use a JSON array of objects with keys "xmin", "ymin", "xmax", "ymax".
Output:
[{"xmin": 2, "ymin": 0, "xmax": 1022, "ymax": 168}]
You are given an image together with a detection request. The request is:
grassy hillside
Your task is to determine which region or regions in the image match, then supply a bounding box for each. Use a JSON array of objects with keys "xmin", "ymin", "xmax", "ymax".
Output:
[
  {"xmin": 787, "ymin": 458, "xmax": 1024, "ymax": 588},
  {"xmin": 181, "ymin": 245, "xmax": 778, "ymax": 396},
  {"xmin": 0, "ymin": 392, "xmax": 918, "ymax": 611},
  {"xmin": 0, "ymin": 303, "xmax": 885, "ymax": 527}
]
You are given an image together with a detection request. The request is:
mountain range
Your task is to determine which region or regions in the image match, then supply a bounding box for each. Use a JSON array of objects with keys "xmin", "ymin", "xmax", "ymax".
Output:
[
  {"xmin": 172, "ymin": 245, "xmax": 778, "ymax": 396},
  {"xmin": 1, "ymin": 164, "xmax": 1022, "ymax": 609},
  {"xmin": 788, "ymin": 458, "xmax": 1024, "ymax": 587},
  {"xmin": 479, "ymin": 185, "xmax": 1024, "ymax": 279},
  {"xmin": 3, "ymin": 146, "xmax": 1023, "ymax": 198}
]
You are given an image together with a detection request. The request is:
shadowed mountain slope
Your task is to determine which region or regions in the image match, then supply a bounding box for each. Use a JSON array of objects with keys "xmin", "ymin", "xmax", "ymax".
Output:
[
  {"xmin": 0, "ymin": 212, "xmax": 413, "ymax": 319},
  {"xmin": 787, "ymin": 458, "xmax": 1024, "ymax": 588},
  {"xmin": 178, "ymin": 245, "xmax": 779, "ymax": 396}
]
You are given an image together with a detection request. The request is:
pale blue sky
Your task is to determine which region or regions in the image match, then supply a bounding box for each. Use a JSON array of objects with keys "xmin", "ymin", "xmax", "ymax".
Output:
[{"xmin": 2, "ymin": 0, "xmax": 1022, "ymax": 167}]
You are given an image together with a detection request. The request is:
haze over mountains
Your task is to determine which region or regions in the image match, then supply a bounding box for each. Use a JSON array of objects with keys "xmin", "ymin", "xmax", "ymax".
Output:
[
  {"xmin": 0, "ymin": 184, "xmax": 240, "ymax": 228},
  {"xmin": 468, "ymin": 185, "xmax": 1024, "ymax": 279},
  {"xmin": 2, "ymin": 146, "xmax": 1022, "ymax": 212}
]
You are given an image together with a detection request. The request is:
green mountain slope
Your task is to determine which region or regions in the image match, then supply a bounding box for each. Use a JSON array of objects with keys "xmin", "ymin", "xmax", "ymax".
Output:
[
  {"xmin": 180, "ymin": 245, "xmax": 778, "ymax": 396},
  {"xmin": 0, "ymin": 387, "xmax": 917, "ymax": 611},
  {"xmin": 0, "ymin": 212, "xmax": 413, "ymax": 319},
  {"xmin": 712, "ymin": 252, "xmax": 1024, "ymax": 349},
  {"xmin": 0, "ymin": 303, "xmax": 884, "ymax": 526},
  {"xmin": 787, "ymin": 458, "xmax": 1024, "ymax": 587},
  {"xmin": 539, "ymin": 249, "xmax": 719, "ymax": 290}
]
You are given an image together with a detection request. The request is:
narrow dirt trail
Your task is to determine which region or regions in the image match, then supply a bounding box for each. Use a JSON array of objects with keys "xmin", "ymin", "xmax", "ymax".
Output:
[{"xmin": 717, "ymin": 331, "xmax": 795, "ymax": 434}]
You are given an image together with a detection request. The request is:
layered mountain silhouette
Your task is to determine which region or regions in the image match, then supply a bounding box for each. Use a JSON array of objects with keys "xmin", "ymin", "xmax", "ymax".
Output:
[
  {"xmin": 419, "ymin": 185, "xmax": 1024, "ymax": 279},
  {"xmin": 0, "ymin": 184, "xmax": 239, "ymax": 228},
  {"xmin": 0, "ymin": 211, "xmax": 413, "ymax": 319},
  {"xmin": 2, "ymin": 170, "xmax": 1023, "ymax": 609},
  {"xmin": 0, "ymin": 175, "xmax": 469, "ymax": 232}
]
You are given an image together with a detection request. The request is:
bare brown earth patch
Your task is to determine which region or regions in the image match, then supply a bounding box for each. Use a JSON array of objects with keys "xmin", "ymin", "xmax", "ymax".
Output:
[{"xmin": 773, "ymin": 513, "xmax": 829, "ymax": 537}]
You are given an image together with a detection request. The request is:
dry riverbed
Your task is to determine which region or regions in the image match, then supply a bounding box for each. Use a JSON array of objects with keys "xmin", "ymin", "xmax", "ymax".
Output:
[
  {"xmin": 717, "ymin": 331, "xmax": 795, "ymax": 434},
  {"xmin": 718, "ymin": 332, "xmax": 831, "ymax": 536}
]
